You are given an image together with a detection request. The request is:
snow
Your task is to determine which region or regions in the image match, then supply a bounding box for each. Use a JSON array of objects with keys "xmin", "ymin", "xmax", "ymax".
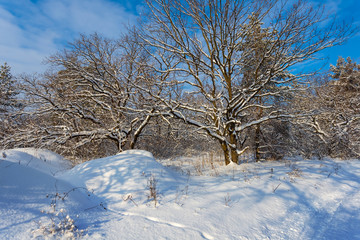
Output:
[
  {"xmin": 1, "ymin": 148, "xmax": 360, "ymax": 239},
  {"xmin": 2, "ymin": 148, "xmax": 72, "ymax": 175}
]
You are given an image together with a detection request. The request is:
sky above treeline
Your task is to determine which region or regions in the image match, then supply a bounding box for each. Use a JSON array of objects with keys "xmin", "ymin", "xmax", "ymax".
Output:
[{"xmin": 0, "ymin": 0, "xmax": 359, "ymax": 75}]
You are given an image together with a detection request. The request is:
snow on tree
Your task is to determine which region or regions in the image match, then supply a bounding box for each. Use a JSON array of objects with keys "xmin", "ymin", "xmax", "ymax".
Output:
[
  {"xmin": 1, "ymin": 1, "xmax": 356, "ymax": 162},
  {"xmin": 5, "ymin": 34, "xmax": 166, "ymax": 160},
  {"xmin": 0, "ymin": 62, "xmax": 18, "ymax": 115},
  {"xmin": 289, "ymin": 57, "xmax": 360, "ymax": 159},
  {"xmin": 326, "ymin": 57, "xmax": 360, "ymax": 158},
  {"xmin": 138, "ymin": 0, "xmax": 354, "ymax": 164},
  {"xmin": 0, "ymin": 62, "xmax": 20, "ymax": 143}
]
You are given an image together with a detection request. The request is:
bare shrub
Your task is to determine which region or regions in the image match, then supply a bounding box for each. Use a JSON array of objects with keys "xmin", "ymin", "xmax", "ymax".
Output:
[
  {"xmin": 32, "ymin": 188, "xmax": 92, "ymax": 239},
  {"xmin": 224, "ymin": 193, "xmax": 232, "ymax": 207},
  {"xmin": 147, "ymin": 175, "xmax": 158, "ymax": 207},
  {"xmin": 175, "ymin": 185, "xmax": 189, "ymax": 206}
]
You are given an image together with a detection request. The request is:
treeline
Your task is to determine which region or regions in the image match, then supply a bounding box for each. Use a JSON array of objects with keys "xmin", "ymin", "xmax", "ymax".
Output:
[{"xmin": 0, "ymin": 0, "xmax": 358, "ymax": 164}]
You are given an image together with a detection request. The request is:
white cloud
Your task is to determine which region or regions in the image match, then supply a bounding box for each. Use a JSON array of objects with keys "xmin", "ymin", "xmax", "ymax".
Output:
[
  {"xmin": 0, "ymin": 0, "xmax": 138, "ymax": 74},
  {"xmin": 0, "ymin": 7, "xmax": 23, "ymax": 47},
  {"xmin": 0, "ymin": 44, "xmax": 48, "ymax": 74},
  {"xmin": 41, "ymin": 0, "xmax": 136, "ymax": 37}
]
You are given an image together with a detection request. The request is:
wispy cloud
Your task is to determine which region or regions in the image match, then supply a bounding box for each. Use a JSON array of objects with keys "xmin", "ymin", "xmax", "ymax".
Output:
[
  {"xmin": 0, "ymin": 0, "xmax": 359, "ymax": 75},
  {"xmin": 0, "ymin": 0, "xmax": 139, "ymax": 74},
  {"xmin": 41, "ymin": 0, "xmax": 136, "ymax": 37}
]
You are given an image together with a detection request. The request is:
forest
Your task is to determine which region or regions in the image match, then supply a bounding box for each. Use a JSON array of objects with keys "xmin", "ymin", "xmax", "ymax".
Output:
[{"xmin": 0, "ymin": 0, "xmax": 359, "ymax": 165}]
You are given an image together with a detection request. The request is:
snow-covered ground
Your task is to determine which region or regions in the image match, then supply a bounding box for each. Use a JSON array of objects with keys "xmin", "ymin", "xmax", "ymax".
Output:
[{"xmin": 1, "ymin": 148, "xmax": 359, "ymax": 239}]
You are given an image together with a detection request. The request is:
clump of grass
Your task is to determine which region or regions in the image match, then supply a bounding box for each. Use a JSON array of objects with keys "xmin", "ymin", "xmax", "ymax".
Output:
[
  {"xmin": 147, "ymin": 175, "xmax": 159, "ymax": 207},
  {"xmin": 224, "ymin": 193, "xmax": 232, "ymax": 207},
  {"xmin": 175, "ymin": 185, "xmax": 189, "ymax": 206},
  {"xmin": 287, "ymin": 164, "xmax": 302, "ymax": 182}
]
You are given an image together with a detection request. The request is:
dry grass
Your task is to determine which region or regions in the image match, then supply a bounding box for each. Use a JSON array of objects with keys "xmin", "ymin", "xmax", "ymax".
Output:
[{"xmin": 147, "ymin": 175, "xmax": 158, "ymax": 207}]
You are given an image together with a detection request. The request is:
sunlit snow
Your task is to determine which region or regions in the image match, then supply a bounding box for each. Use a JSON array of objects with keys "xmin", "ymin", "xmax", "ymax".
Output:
[{"xmin": 0, "ymin": 148, "xmax": 359, "ymax": 239}]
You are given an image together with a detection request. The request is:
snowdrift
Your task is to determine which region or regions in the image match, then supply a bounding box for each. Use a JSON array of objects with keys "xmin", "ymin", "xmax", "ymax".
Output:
[
  {"xmin": 2, "ymin": 148, "xmax": 72, "ymax": 175},
  {"xmin": 59, "ymin": 149, "xmax": 183, "ymax": 208},
  {"xmin": 0, "ymin": 149, "xmax": 93, "ymax": 239},
  {"xmin": 1, "ymin": 148, "xmax": 360, "ymax": 239}
]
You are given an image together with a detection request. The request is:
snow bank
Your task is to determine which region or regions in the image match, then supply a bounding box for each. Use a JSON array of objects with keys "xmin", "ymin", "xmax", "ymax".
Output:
[
  {"xmin": 1, "ymin": 148, "xmax": 72, "ymax": 175},
  {"xmin": 0, "ymin": 148, "xmax": 96, "ymax": 239},
  {"xmin": 59, "ymin": 150, "xmax": 181, "ymax": 209}
]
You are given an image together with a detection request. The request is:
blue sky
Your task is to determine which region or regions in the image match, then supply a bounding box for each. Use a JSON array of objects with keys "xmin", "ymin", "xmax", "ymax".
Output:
[{"xmin": 0, "ymin": 0, "xmax": 359, "ymax": 75}]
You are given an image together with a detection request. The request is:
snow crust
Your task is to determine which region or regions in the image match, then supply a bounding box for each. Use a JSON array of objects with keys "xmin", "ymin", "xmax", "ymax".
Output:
[{"xmin": 1, "ymin": 148, "xmax": 360, "ymax": 239}]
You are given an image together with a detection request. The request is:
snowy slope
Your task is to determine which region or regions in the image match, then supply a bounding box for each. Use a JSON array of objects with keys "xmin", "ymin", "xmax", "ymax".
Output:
[
  {"xmin": 0, "ymin": 149, "xmax": 94, "ymax": 239},
  {"xmin": 59, "ymin": 151, "xmax": 360, "ymax": 239},
  {"xmin": 2, "ymin": 148, "xmax": 72, "ymax": 175},
  {"xmin": 59, "ymin": 150, "xmax": 183, "ymax": 208},
  {"xmin": 1, "ymin": 148, "xmax": 360, "ymax": 239}
]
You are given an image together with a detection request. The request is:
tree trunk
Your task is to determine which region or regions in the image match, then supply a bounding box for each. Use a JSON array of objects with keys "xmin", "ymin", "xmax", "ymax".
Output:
[
  {"xmin": 221, "ymin": 142, "xmax": 231, "ymax": 165},
  {"xmin": 231, "ymin": 148, "xmax": 238, "ymax": 164},
  {"xmin": 254, "ymin": 97, "xmax": 263, "ymax": 162},
  {"xmin": 254, "ymin": 124, "xmax": 261, "ymax": 162},
  {"xmin": 221, "ymin": 139, "xmax": 239, "ymax": 165},
  {"xmin": 229, "ymin": 130, "xmax": 239, "ymax": 164}
]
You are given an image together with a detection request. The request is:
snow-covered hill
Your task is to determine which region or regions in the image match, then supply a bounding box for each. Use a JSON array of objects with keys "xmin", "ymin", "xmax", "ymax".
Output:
[{"xmin": 0, "ymin": 148, "xmax": 359, "ymax": 239}]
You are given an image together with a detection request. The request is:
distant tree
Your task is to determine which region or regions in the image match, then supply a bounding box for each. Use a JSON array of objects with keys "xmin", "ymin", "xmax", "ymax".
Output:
[
  {"xmin": 326, "ymin": 57, "xmax": 360, "ymax": 158},
  {"xmin": 0, "ymin": 62, "xmax": 20, "ymax": 143},
  {"xmin": 139, "ymin": 0, "xmax": 354, "ymax": 164},
  {"xmin": 0, "ymin": 62, "xmax": 19, "ymax": 115},
  {"xmin": 290, "ymin": 57, "xmax": 360, "ymax": 159},
  {"xmin": 330, "ymin": 57, "xmax": 360, "ymax": 91},
  {"xmin": 239, "ymin": 12, "xmax": 293, "ymax": 161}
]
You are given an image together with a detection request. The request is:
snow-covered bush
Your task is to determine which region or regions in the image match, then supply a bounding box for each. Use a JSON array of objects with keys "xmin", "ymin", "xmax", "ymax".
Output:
[
  {"xmin": 33, "ymin": 189, "xmax": 89, "ymax": 239},
  {"xmin": 33, "ymin": 208, "xmax": 84, "ymax": 239}
]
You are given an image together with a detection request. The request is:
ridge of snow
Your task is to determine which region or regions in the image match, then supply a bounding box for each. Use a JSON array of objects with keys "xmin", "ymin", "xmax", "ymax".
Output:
[{"xmin": 58, "ymin": 150, "xmax": 182, "ymax": 209}]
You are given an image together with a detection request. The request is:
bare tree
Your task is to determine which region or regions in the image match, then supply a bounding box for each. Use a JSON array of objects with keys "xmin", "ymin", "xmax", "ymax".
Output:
[
  {"xmin": 138, "ymin": 0, "xmax": 354, "ymax": 164},
  {"xmin": 286, "ymin": 79, "xmax": 330, "ymax": 159},
  {"xmin": 5, "ymin": 33, "xmax": 165, "ymax": 160}
]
